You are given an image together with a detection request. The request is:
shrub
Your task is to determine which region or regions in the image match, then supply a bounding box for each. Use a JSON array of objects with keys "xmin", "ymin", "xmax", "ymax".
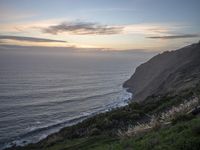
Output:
[
  {"xmin": 192, "ymin": 124, "xmax": 200, "ymax": 136},
  {"xmin": 160, "ymin": 97, "xmax": 199, "ymax": 122},
  {"xmin": 172, "ymin": 114, "xmax": 194, "ymax": 125}
]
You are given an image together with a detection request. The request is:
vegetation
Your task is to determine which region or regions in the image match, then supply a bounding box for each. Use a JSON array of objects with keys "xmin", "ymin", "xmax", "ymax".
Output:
[
  {"xmin": 7, "ymin": 84, "xmax": 200, "ymax": 150},
  {"xmin": 97, "ymin": 117, "xmax": 200, "ymax": 150}
]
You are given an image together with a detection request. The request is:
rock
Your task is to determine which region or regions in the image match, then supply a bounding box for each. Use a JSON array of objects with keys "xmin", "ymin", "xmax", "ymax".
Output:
[{"xmin": 124, "ymin": 42, "xmax": 200, "ymax": 102}]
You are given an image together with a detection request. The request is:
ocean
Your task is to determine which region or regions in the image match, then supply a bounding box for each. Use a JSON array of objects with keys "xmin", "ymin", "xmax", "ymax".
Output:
[{"xmin": 0, "ymin": 47, "xmax": 155, "ymax": 149}]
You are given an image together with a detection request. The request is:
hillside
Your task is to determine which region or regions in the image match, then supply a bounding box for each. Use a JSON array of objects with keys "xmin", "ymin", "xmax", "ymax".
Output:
[
  {"xmin": 124, "ymin": 42, "xmax": 200, "ymax": 102},
  {"xmin": 6, "ymin": 42, "xmax": 200, "ymax": 150}
]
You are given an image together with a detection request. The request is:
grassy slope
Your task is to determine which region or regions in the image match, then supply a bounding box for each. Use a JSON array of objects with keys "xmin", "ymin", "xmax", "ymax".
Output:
[
  {"xmin": 43, "ymin": 116, "xmax": 200, "ymax": 150},
  {"xmin": 8, "ymin": 84, "xmax": 200, "ymax": 150}
]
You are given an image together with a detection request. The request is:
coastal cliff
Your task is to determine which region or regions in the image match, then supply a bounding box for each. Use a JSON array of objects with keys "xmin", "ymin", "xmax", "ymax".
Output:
[
  {"xmin": 124, "ymin": 42, "xmax": 200, "ymax": 102},
  {"xmin": 6, "ymin": 42, "xmax": 200, "ymax": 150}
]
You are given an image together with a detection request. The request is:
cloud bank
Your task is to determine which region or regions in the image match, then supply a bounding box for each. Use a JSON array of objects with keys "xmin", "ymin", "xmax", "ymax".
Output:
[
  {"xmin": 147, "ymin": 34, "xmax": 199, "ymax": 39},
  {"xmin": 0, "ymin": 35, "xmax": 67, "ymax": 43},
  {"xmin": 42, "ymin": 22, "xmax": 123, "ymax": 35}
]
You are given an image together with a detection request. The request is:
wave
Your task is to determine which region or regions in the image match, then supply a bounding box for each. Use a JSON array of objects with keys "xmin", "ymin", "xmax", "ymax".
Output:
[
  {"xmin": 1, "ymin": 114, "xmax": 92, "ymax": 149},
  {"xmin": 47, "ymin": 90, "xmax": 120, "ymax": 105},
  {"xmin": 1, "ymin": 89, "xmax": 132, "ymax": 150},
  {"xmin": 1, "ymin": 90, "xmax": 120, "ymax": 111},
  {"xmin": 0, "ymin": 88, "xmax": 119, "ymax": 111}
]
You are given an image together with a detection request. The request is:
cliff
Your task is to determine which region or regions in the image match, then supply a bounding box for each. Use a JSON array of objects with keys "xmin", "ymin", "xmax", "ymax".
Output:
[
  {"xmin": 124, "ymin": 41, "xmax": 200, "ymax": 102},
  {"xmin": 5, "ymin": 42, "xmax": 200, "ymax": 150}
]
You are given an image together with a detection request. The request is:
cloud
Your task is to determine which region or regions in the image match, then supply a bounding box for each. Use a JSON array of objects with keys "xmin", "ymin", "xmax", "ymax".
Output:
[
  {"xmin": 0, "ymin": 5, "xmax": 37, "ymax": 21},
  {"xmin": 82, "ymin": 8, "xmax": 137, "ymax": 13},
  {"xmin": 122, "ymin": 24, "xmax": 180, "ymax": 36},
  {"xmin": 0, "ymin": 35, "xmax": 67, "ymax": 43},
  {"xmin": 42, "ymin": 21, "xmax": 123, "ymax": 35},
  {"xmin": 147, "ymin": 34, "xmax": 199, "ymax": 39}
]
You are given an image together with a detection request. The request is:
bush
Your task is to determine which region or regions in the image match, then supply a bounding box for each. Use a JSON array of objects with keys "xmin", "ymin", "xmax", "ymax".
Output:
[
  {"xmin": 192, "ymin": 124, "xmax": 200, "ymax": 136},
  {"xmin": 89, "ymin": 128, "xmax": 101, "ymax": 136},
  {"xmin": 172, "ymin": 114, "xmax": 194, "ymax": 125}
]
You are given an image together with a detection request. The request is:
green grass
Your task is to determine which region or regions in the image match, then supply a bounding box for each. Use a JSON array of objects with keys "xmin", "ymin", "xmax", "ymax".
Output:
[
  {"xmin": 76, "ymin": 116, "xmax": 200, "ymax": 150},
  {"xmin": 43, "ymin": 136, "xmax": 118, "ymax": 150}
]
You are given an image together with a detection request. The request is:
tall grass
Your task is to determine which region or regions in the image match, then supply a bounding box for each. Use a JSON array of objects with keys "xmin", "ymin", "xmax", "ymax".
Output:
[{"xmin": 118, "ymin": 96, "xmax": 199, "ymax": 138}]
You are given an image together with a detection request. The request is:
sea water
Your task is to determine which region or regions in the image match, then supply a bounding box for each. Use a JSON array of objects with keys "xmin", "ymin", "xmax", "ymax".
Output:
[{"xmin": 0, "ymin": 47, "xmax": 155, "ymax": 149}]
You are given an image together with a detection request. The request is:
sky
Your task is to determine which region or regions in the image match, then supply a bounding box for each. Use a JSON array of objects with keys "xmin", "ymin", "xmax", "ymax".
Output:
[{"xmin": 0, "ymin": 0, "xmax": 200, "ymax": 51}]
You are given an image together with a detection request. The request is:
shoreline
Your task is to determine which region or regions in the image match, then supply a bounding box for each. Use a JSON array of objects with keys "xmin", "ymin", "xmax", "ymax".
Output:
[
  {"xmin": 3, "ymin": 42, "xmax": 200, "ymax": 150},
  {"xmin": 2, "ymin": 88, "xmax": 132, "ymax": 150}
]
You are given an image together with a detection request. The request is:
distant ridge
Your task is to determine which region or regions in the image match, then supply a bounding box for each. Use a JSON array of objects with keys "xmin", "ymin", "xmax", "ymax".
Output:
[{"xmin": 124, "ymin": 41, "xmax": 200, "ymax": 101}]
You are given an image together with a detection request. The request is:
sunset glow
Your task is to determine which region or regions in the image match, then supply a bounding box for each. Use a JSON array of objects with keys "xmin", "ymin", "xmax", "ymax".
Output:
[{"xmin": 0, "ymin": 0, "xmax": 199, "ymax": 51}]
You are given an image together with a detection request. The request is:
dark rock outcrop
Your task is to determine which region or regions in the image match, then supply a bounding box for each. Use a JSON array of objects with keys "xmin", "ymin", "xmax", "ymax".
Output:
[{"xmin": 124, "ymin": 41, "xmax": 200, "ymax": 102}]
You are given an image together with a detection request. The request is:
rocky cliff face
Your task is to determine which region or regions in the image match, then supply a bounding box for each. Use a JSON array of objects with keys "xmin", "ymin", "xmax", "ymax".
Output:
[{"xmin": 123, "ymin": 41, "xmax": 200, "ymax": 102}]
